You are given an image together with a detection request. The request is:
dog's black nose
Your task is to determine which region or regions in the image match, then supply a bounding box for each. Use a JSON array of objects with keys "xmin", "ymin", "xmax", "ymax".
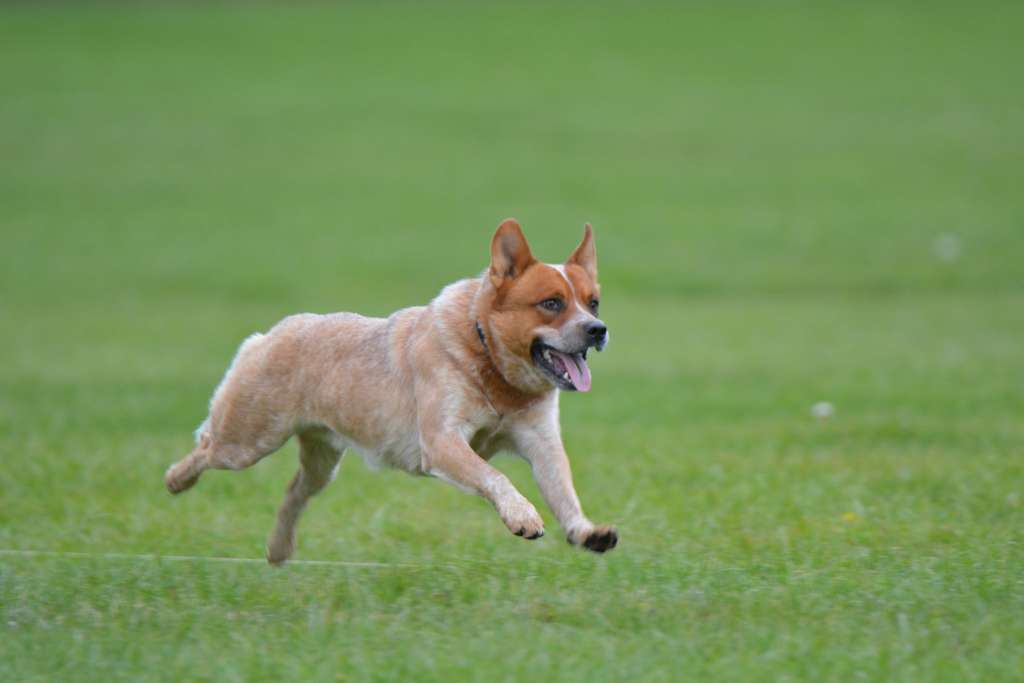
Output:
[{"xmin": 585, "ymin": 321, "xmax": 607, "ymax": 343}]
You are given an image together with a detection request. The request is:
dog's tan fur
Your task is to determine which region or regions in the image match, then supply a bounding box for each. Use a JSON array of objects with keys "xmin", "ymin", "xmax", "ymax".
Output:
[{"xmin": 165, "ymin": 220, "xmax": 618, "ymax": 564}]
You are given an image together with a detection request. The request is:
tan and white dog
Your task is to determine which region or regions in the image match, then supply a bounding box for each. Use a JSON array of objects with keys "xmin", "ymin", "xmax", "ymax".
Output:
[{"xmin": 164, "ymin": 219, "xmax": 618, "ymax": 563}]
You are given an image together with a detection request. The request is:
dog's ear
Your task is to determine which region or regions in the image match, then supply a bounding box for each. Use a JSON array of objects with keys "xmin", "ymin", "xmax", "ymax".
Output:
[
  {"xmin": 490, "ymin": 218, "xmax": 535, "ymax": 288},
  {"xmin": 566, "ymin": 223, "xmax": 597, "ymax": 280}
]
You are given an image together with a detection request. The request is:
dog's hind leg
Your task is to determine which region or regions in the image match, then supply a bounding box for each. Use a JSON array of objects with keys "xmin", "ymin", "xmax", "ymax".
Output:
[
  {"xmin": 166, "ymin": 330, "xmax": 290, "ymax": 494},
  {"xmin": 266, "ymin": 431, "xmax": 344, "ymax": 565},
  {"xmin": 164, "ymin": 407, "xmax": 295, "ymax": 495},
  {"xmin": 164, "ymin": 446, "xmax": 208, "ymax": 494},
  {"xmin": 165, "ymin": 436, "xmax": 291, "ymax": 494}
]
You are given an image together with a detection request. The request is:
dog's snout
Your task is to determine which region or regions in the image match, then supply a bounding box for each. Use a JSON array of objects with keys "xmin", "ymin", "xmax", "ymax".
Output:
[{"xmin": 585, "ymin": 321, "xmax": 608, "ymax": 343}]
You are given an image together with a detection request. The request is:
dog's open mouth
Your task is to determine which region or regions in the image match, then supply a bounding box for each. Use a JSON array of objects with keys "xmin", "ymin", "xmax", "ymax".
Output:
[{"xmin": 531, "ymin": 340, "xmax": 592, "ymax": 392}]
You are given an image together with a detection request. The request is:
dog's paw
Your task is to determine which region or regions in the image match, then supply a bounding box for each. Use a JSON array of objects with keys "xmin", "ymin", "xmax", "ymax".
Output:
[
  {"xmin": 164, "ymin": 462, "xmax": 199, "ymax": 495},
  {"xmin": 266, "ymin": 536, "xmax": 295, "ymax": 566},
  {"xmin": 570, "ymin": 525, "xmax": 618, "ymax": 553},
  {"xmin": 500, "ymin": 498, "xmax": 545, "ymax": 540}
]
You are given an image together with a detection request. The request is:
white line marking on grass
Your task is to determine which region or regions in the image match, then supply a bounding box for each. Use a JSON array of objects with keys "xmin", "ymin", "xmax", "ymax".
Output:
[{"xmin": 0, "ymin": 549, "xmax": 420, "ymax": 569}]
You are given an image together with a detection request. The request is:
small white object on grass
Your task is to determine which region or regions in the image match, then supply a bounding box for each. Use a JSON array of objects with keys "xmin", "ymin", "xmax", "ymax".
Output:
[
  {"xmin": 932, "ymin": 233, "xmax": 961, "ymax": 263},
  {"xmin": 811, "ymin": 401, "xmax": 835, "ymax": 420}
]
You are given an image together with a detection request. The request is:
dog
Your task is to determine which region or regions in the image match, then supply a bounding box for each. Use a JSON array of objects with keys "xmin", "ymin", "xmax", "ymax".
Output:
[{"xmin": 164, "ymin": 219, "xmax": 618, "ymax": 564}]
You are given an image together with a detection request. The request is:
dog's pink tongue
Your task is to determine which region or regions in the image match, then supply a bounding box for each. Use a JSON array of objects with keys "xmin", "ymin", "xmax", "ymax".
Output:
[{"xmin": 553, "ymin": 350, "xmax": 592, "ymax": 392}]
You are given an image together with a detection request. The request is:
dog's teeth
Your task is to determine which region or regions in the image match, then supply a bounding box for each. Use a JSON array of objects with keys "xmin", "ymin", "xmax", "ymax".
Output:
[
  {"xmin": 562, "ymin": 371, "xmax": 570, "ymax": 380},
  {"xmin": 543, "ymin": 349, "xmax": 551, "ymax": 361}
]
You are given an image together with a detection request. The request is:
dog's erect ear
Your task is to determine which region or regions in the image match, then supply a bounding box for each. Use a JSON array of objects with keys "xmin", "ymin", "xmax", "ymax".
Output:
[
  {"xmin": 490, "ymin": 218, "xmax": 535, "ymax": 288},
  {"xmin": 566, "ymin": 223, "xmax": 597, "ymax": 280}
]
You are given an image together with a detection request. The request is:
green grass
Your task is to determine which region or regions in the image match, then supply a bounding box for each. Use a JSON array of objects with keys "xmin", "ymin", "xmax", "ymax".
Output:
[{"xmin": 2, "ymin": 2, "xmax": 1023, "ymax": 680}]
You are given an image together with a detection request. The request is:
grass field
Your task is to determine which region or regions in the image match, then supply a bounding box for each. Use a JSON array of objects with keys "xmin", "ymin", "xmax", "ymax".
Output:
[{"xmin": 2, "ymin": 2, "xmax": 1023, "ymax": 681}]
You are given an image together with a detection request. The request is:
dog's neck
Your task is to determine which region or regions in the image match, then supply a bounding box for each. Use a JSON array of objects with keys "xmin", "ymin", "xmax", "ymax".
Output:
[{"xmin": 460, "ymin": 279, "xmax": 552, "ymax": 413}]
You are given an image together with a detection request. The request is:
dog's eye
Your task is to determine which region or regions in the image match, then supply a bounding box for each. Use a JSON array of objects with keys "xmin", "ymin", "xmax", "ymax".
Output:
[
  {"xmin": 538, "ymin": 298, "xmax": 564, "ymax": 313},
  {"xmin": 589, "ymin": 299, "xmax": 600, "ymax": 314}
]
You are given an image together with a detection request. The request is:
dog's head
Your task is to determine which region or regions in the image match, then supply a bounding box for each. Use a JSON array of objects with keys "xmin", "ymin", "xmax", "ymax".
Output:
[{"xmin": 477, "ymin": 219, "xmax": 608, "ymax": 394}]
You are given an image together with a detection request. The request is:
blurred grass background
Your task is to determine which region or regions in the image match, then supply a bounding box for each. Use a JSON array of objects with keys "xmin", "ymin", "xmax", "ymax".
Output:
[{"xmin": 1, "ymin": 2, "xmax": 1022, "ymax": 681}]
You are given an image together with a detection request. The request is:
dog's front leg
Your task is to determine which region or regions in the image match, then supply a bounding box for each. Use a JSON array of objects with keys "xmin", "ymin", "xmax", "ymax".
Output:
[
  {"xmin": 513, "ymin": 421, "xmax": 618, "ymax": 553},
  {"xmin": 423, "ymin": 431, "xmax": 545, "ymax": 540}
]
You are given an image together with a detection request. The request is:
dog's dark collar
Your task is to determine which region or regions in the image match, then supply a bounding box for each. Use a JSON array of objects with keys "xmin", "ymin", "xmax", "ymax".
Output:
[
  {"xmin": 474, "ymin": 319, "xmax": 504, "ymax": 417},
  {"xmin": 475, "ymin": 321, "xmax": 488, "ymax": 352}
]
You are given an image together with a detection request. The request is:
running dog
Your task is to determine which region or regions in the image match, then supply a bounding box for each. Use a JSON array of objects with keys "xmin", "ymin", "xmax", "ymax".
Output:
[{"xmin": 164, "ymin": 219, "xmax": 618, "ymax": 564}]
